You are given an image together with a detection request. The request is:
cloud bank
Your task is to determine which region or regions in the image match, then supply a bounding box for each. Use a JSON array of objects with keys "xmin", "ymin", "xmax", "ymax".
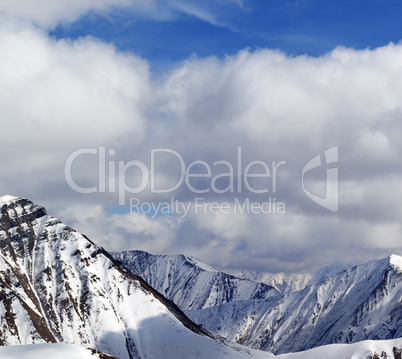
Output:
[{"xmin": 1, "ymin": 4, "xmax": 402, "ymax": 273}]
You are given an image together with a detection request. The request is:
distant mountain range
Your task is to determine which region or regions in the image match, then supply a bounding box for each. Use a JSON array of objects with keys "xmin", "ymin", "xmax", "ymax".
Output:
[
  {"xmin": 112, "ymin": 250, "xmax": 278, "ymax": 310},
  {"xmin": 113, "ymin": 248, "xmax": 402, "ymax": 355}
]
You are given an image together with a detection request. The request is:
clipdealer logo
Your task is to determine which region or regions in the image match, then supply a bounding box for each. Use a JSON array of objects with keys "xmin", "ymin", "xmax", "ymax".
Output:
[
  {"xmin": 65, "ymin": 147, "xmax": 285, "ymax": 202},
  {"xmin": 302, "ymin": 146, "xmax": 338, "ymax": 212},
  {"xmin": 64, "ymin": 146, "xmax": 338, "ymax": 215}
]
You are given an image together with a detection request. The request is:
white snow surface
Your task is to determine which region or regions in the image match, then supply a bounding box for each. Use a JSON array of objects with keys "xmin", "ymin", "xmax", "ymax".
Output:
[
  {"xmin": 390, "ymin": 254, "xmax": 402, "ymax": 272},
  {"xmin": 2, "ymin": 337, "xmax": 402, "ymax": 359},
  {"xmin": 0, "ymin": 343, "xmax": 114, "ymax": 359},
  {"xmin": 0, "ymin": 195, "xmax": 20, "ymax": 206},
  {"xmin": 185, "ymin": 255, "xmax": 219, "ymax": 272},
  {"xmin": 275, "ymin": 338, "xmax": 402, "ymax": 359}
]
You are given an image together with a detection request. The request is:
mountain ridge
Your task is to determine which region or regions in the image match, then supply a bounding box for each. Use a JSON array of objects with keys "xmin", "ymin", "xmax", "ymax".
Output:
[
  {"xmin": 186, "ymin": 252, "xmax": 402, "ymax": 354},
  {"xmin": 112, "ymin": 249, "xmax": 279, "ymax": 311}
]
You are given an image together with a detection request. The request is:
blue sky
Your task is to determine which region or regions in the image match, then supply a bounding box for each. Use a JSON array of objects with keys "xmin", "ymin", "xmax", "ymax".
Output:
[{"xmin": 50, "ymin": 0, "xmax": 402, "ymax": 71}]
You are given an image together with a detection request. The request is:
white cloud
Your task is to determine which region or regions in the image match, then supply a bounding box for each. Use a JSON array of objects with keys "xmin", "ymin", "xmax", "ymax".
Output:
[
  {"xmin": 0, "ymin": 24, "xmax": 148, "ymax": 143},
  {"xmin": 56, "ymin": 204, "xmax": 182, "ymax": 252},
  {"xmin": 131, "ymin": 43, "xmax": 402, "ymax": 272},
  {"xmin": 55, "ymin": 199, "xmax": 402, "ymax": 273},
  {"xmin": 0, "ymin": 21, "xmax": 149, "ymax": 200},
  {"xmin": 155, "ymin": 45, "xmax": 402, "ymax": 158},
  {"xmin": 2, "ymin": 10, "xmax": 402, "ymax": 273}
]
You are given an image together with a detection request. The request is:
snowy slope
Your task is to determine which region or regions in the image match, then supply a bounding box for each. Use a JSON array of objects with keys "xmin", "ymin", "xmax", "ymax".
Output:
[
  {"xmin": 187, "ymin": 255, "xmax": 402, "ymax": 354},
  {"xmin": 0, "ymin": 343, "xmax": 117, "ymax": 359},
  {"xmin": 112, "ymin": 250, "xmax": 278, "ymax": 310},
  {"xmin": 2, "ymin": 338, "xmax": 402, "ymax": 359},
  {"xmin": 3, "ymin": 338, "xmax": 402, "ymax": 359},
  {"xmin": 275, "ymin": 338, "xmax": 402, "ymax": 359},
  {"xmin": 0, "ymin": 195, "xmax": 271, "ymax": 359}
]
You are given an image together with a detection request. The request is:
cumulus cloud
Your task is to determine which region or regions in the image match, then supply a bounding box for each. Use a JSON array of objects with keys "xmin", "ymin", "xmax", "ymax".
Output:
[
  {"xmin": 56, "ymin": 204, "xmax": 182, "ymax": 252},
  {"xmin": 1, "ymin": 6, "xmax": 402, "ymax": 273},
  {"xmin": 113, "ymin": 44, "xmax": 402, "ymax": 272},
  {"xmin": 0, "ymin": 21, "xmax": 149, "ymax": 203},
  {"xmin": 155, "ymin": 45, "xmax": 402, "ymax": 159}
]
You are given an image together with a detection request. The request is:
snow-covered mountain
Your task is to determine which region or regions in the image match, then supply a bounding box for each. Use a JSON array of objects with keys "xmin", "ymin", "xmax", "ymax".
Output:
[
  {"xmin": 0, "ymin": 195, "xmax": 269, "ymax": 359},
  {"xmin": 3, "ymin": 195, "xmax": 402, "ymax": 359},
  {"xmin": 186, "ymin": 254, "xmax": 402, "ymax": 354},
  {"xmin": 112, "ymin": 250, "xmax": 278, "ymax": 310}
]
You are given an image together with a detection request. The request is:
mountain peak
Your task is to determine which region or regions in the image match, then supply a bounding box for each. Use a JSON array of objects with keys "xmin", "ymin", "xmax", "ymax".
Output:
[
  {"xmin": 0, "ymin": 195, "xmax": 21, "ymax": 205},
  {"xmin": 183, "ymin": 255, "xmax": 219, "ymax": 273},
  {"xmin": 0, "ymin": 195, "xmax": 47, "ymax": 231},
  {"xmin": 390, "ymin": 254, "xmax": 402, "ymax": 271}
]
